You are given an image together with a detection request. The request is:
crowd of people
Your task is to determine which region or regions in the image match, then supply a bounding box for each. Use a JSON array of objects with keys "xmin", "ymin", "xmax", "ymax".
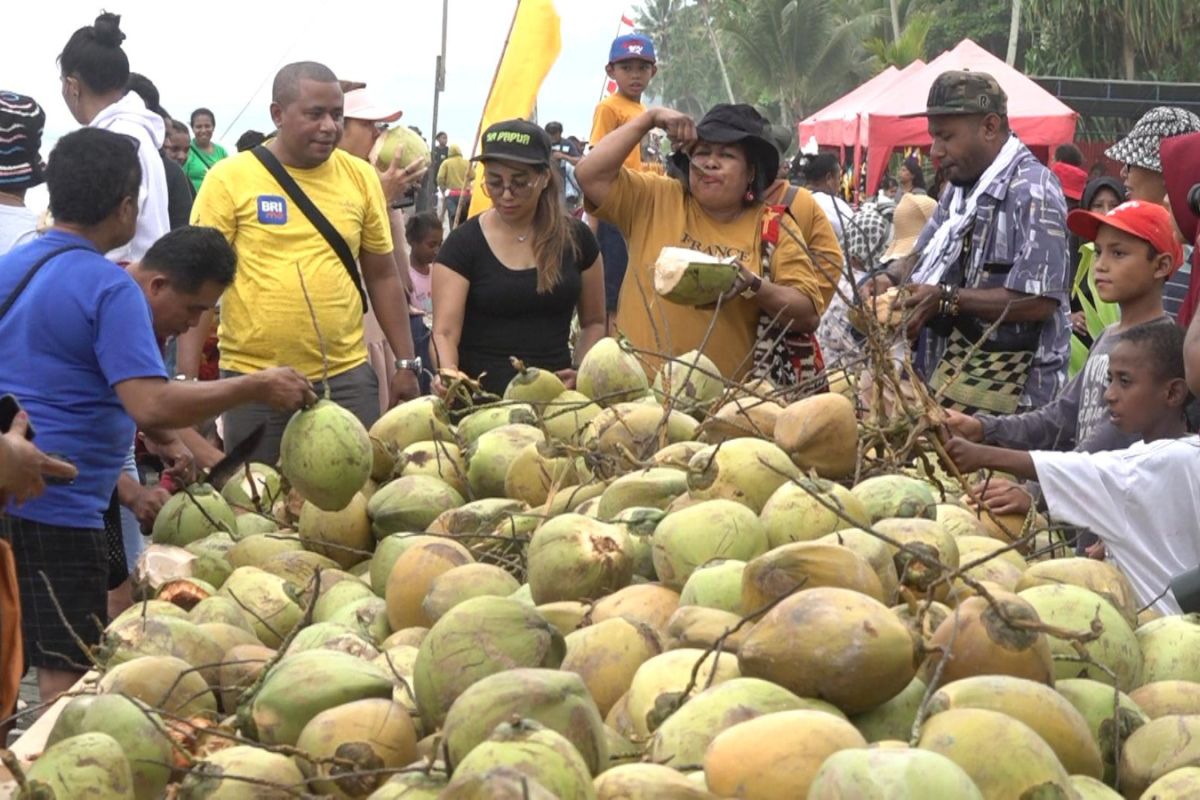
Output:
[{"xmin": 2, "ymin": 14, "xmax": 1200, "ymax": 729}]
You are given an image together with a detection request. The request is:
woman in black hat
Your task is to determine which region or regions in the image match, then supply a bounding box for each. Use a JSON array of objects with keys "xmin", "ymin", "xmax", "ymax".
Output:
[
  {"xmin": 575, "ymin": 103, "xmax": 829, "ymax": 382},
  {"xmin": 430, "ymin": 118, "xmax": 605, "ymax": 397}
]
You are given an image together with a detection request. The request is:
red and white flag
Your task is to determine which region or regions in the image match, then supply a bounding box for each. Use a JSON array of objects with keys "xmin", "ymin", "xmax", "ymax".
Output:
[{"xmin": 602, "ymin": 12, "xmax": 637, "ymax": 97}]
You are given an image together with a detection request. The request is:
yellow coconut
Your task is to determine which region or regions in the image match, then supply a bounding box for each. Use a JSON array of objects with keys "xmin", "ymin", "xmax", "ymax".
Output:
[
  {"xmin": 1139, "ymin": 766, "xmax": 1200, "ymax": 798},
  {"xmin": 1119, "ymin": 714, "xmax": 1200, "ymax": 799},
  {"xmin": 590, "ymin": 583, "xmax": 681, "ymax": 638},
  {"xmin": 740, "ymin": 541, "xmax": 884, "ymax": 612},
  {"xmin": 593, "ymin": 762, "xmax": 715, "ymax": 799},
  {"xmin": 504, "ymin": 441, "xmax": 583, "ymax": 507},
  {"xmin": 760, "ymin": 479, "xmax": 871, "ymax": 548},
  {"xmin": 920, "ymin": 591, "xmax": 1054, "ymax": 686},
  {"xmin": 1016, "ymin": 558, "xmax": 1139, "ymax": 629},
  {"xmin": 818, "ymin": 529, "xmax": 901, "ymax": 603},
  {"xmin": 397, "ymin": 440, "xmax": 469, "ymax": 497},
  {"xmin": 699, "ymin": 396, "xmax": 785, "ymax": 444},
  {"xmin": 295, "ymin": 698, "xmax": 419, "ymax": 799},
  {"xmin": 1130, "ymin": 681, "xmax": 1200, "ymax": 720},
  {"xmin": 297, "ymin": 493, "xmax": 372, "ymax": 569},
  {"xmin": 562, "ymin": 617, "xmax": 663, "ymax": 718},
  {"xmin": 625, "ymin": 648, "xmax": 741, "ymax": 739},
  {"xmin": 703, "ymin": 710, "xmax": 866, "ymax": 799},
  {"xmin": 936, "ymin": 503, "xmax": 990, "ymax": 538},
  {"xmin": 772, "ymin": 393, "xmax": 858, "ymax": 479},
  {"xmin": 383, "ymin": 535, "xmax": 473, "ymax": 630},
  {"xmin": 917, "ymin": 707, "xmax": 1075, "ymax": 799},
  {"xmin": 664, "ymin": 606, "xmax": 748, "ymax": 653},
  {"xmin": 685, "ymin": 439, "xmax": 800, "ymax": 514}
]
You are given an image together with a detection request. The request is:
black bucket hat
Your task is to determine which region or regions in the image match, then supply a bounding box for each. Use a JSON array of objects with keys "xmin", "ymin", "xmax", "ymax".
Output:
[
  {"xmin": 474, "ymin": 118, "xmax": 551, "ymax": 167},
  {"xmin": 672, "ymin": 104, "xmax": 780, "ymax": 199}
]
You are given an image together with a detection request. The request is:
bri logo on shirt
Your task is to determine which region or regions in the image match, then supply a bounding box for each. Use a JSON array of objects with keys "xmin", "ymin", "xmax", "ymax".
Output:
[{"xmin": 257, "ymin": 195, "xmax": 288, "ymax": 225}]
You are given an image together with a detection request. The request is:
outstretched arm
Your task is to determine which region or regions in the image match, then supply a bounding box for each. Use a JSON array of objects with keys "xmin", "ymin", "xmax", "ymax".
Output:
[
  {"xmin": 943, "ymin": 437, "xmax": 1038, "ymax": 481},
  {"xmin": 576, "ymin": 109, "xmax": 695, "ymax": 210}
]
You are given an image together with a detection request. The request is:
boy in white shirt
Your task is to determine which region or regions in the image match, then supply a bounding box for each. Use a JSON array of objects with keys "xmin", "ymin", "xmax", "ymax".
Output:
[{"xmin": 946, "ymin": 320, "xmax": 1195, "ymax": 614}]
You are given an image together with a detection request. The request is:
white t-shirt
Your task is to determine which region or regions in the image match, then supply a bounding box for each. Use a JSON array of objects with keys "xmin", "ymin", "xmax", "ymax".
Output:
[
  {"xmin": 0, "ymin": 205, "xmax": 38, "ymax": 255},
  {"xmin": 813, "ymin": 191, "xmax": 854, "ymax": 241},
  {"xmin": 1033, "ymin": 436, "xmax": 1200, "ymax": 614}
]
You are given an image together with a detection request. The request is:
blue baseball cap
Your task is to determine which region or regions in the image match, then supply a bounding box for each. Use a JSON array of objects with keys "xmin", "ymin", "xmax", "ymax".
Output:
[{"xmin": 609, "ymin": 33, "xmax": 656, "ymax": 65}]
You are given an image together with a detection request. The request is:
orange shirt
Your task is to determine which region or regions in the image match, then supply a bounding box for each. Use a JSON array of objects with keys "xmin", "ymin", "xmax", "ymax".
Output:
[{"xmin": 591, "ymin": 93, "xmax": 648, "ymax": 172}]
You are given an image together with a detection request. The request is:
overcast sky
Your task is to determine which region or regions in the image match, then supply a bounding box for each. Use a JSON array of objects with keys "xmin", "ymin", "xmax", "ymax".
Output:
[{"xmin": 3, "ymin": 0, "xmax": 639, "ymax": 154}]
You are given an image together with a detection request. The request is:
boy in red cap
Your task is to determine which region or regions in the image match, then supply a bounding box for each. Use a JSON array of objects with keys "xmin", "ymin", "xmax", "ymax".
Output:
[
  {"xmin": 945, "ymin": 202, "xmax": 1196, "ymax": 614},
  {"xmin": 945, "ymin": 201, "xmax": 1184, "ymax": 525}
]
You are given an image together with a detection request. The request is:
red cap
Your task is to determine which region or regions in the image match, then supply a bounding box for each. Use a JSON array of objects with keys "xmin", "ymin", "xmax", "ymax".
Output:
[
  {"xmin": 1050, "ymin": 161, "xmax": 1087, "ymax": 201},
  {"xmin": 1162, "ymin": 132, "xmax": 1200, "ymax": 246},
  {"xmin": 1067, "ymin": 200, "xmax": 1184, "ymax": 271}
]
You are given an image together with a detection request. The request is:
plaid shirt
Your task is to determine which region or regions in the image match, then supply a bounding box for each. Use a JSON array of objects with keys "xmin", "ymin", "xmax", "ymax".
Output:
[{"xmin": 914, "ymin": 145, "xmax": 1071, "ymax": 408}]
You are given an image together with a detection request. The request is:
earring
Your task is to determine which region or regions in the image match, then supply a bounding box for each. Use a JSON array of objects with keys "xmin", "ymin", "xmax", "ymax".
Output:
[{"xmin": 745, "ymin": 188, "xmax": 754, "ymax": 202}]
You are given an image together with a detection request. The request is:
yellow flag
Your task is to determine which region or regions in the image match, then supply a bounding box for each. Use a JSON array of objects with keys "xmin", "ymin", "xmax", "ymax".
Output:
[{"xmin": 467, "ymin": 0, "xmax": 562, "ymax": 218}]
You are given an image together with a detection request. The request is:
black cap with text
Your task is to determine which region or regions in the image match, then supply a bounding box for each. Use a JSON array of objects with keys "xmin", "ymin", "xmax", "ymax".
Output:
[{"xmin": 475, "ymin": 119, "xmax": 552, "ymax": 167}]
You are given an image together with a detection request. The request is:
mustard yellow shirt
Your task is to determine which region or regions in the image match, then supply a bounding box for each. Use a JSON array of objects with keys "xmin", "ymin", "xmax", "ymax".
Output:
[
  {"xmin": 591, "ymin": 94, "xmax": 647, "ymax": 172},
  {"xmin": 594, "ymin": 170, "xmax": 826, "ymax": 380},
  {"xmin": 190, "ymin": 148, "xmax": 393, "ymax": 379}
]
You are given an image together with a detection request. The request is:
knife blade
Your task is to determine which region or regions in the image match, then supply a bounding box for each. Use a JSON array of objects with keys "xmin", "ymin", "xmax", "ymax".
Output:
[{"xmin": 204, "ymin": 423, "xmax": 267, "ymax": 489}]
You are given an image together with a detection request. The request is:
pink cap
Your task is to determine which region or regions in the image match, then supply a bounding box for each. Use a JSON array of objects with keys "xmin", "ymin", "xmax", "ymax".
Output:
[{"xmin": 343, "ymin": 89, "xmax": 403, "ymax": 123}]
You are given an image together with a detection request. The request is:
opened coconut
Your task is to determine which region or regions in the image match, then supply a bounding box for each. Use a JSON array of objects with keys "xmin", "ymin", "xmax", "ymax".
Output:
[
  {"xmin": 280, "ymin": 399, "xmax": 372, "ymax": 511},
  {"xmin": 653, "ymin": 246, "xmax": 739, "ymax": 306}
]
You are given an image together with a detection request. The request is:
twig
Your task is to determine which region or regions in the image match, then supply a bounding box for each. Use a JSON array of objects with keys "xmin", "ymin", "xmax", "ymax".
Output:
[{"xmin": 295, "ymin": 262, "xmax": 330, "ymax": 395}]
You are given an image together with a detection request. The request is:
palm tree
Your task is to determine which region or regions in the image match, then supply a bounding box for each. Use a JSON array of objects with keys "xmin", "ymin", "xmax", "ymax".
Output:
[
  {"xmin": 864, "ymin": 10, "xmax": 933, "ymax": 68},
  {"xmin": 718, "ymin": 0, "xmax": 880, "ymax": 121}
]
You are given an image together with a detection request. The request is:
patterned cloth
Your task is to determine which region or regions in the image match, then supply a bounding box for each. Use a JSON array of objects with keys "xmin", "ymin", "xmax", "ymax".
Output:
[
  {"xmin": 912, "ymin": 142, "xmax": 1071, "ymax": 409},
  {"xmin": 816, "ymin": 204, "xmax": 892, "ymax": 368}
]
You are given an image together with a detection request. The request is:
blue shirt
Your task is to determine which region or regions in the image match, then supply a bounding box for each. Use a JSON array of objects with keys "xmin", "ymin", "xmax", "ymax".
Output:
[
  {"xmin": 914, "ymin": 143, "xmax": 1071, "ymax": 408},
  {"xmin": 0, "ymin": 230, "xmax": 166, "ymax": 528}
]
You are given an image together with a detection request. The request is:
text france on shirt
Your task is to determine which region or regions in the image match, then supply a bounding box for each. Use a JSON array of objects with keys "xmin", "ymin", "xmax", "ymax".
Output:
[{"xmin": 679, "ymin": 232, "xmax": 749, "ymax": 263}]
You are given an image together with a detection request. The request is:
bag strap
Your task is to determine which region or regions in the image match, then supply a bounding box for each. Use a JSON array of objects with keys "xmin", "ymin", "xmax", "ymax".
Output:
[
  {"xmin": 250, "ymin": 145, "xmax": 368, "ymax": 311},
  {"xmin": 0, "ymin": 245, "xmax": 90, "ymax": 323}
]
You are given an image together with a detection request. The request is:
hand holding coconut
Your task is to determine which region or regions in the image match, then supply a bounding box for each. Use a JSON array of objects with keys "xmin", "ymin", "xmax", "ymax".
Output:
[
  {"xmin": 377, "ymin": 155, "xmax": 429, "ymax": 205},
  {"xmin": 249, "ymin": 367, "xmax": 319, "ymax": 411}
]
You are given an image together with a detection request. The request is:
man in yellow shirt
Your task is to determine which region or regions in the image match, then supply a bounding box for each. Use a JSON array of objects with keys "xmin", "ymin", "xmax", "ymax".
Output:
[
  {"xmin": 590, "ymin": 33, "xmax": 658, "ymax": 329},
  {"xmin": 184, "ymin": 61, "xmax": 419, "ymax": 464}
]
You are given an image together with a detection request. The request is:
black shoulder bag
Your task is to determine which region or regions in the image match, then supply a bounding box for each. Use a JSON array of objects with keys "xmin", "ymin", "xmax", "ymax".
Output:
[
  {"xmin": 250, "ymin": 145, "xmax": 368, "ymax": 311},
  {"xmin": 0, "ymin": 245, "xmax": 89, "ymax": 321}
]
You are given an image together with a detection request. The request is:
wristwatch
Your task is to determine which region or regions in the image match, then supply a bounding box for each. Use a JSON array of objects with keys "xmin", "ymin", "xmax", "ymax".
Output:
[
  {"xmin": 740, "ymin": 274, "xmax": 764, "ymax": 299},
  {"xmin": 395, "ymin": 357, "xmax": 423, "ymax": 373}
]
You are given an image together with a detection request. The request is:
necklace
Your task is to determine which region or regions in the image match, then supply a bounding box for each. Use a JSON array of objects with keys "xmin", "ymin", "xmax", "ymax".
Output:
[{"xmin": 492, "ymin": 211, "xmax": 532, "ymax": 242}]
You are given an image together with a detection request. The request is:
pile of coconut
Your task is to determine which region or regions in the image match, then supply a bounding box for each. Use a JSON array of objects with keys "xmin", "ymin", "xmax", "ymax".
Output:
[{"xmin": 17, "ymin": 337, "xmax": 1200, "ymax": 800}]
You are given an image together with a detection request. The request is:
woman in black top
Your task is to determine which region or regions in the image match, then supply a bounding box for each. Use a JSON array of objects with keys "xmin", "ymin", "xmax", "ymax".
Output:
[{"xmin": 431, "ymin": 119, "xmax": 605, "ymax": 396}]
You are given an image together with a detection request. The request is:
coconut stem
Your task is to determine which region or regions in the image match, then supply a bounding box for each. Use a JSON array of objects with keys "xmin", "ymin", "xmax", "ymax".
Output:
[
  {"xmin": 295, "ymin": 262, "xmax": 331, "ymax": 399},
  {"xmin": 37, "ymin": 571, "xmax": 103, "ymax": 670}
]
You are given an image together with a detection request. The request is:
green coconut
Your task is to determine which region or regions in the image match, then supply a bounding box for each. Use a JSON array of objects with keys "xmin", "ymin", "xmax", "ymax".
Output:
[
  {"xmin": 1016, "ymin": 557, "xmax": 1139, "ymax": 629},
  {"xmin": 686, "ymin": 439, "xmax": 800, "ymax": 514},
  {"xmin": 421, "ymin": 562, "xmax": 520, "ymax": 622},
  {"xmin": 397, "ymin": 439, "xmax": 469, "ymax": 497},
  {"xmin": 197, "ymin": 622, "xmax": 260, "ymax": 653},
  {"xmin": 1119, "ymin": 714, "xmax": 1200, "ymax": 798},
  {"xmin": 850, "ymin": 676, "xmax": 926, "ymax": 742},
  {"xmin": 426, "ymin": 497, "xmax": 531, "ymax": 563},
  {"xmin": 449, "ymin": 717, "xmax": 595, "ymax": 800},
  {"xmin": 466, "ymin": 423, "xmax": 546, "ymax": 499},
  {"xmin": 220, "ymin": 463, "xmax": 282, "ymax": 512},
  {"xmin": 850, "ymin": 475, "xmax": 937, "ymax": 522},
  {"xmin": 651, "ymin": 499, "xmax": 768, "ymax": 590},
  {"xmin": 1139, "ymin": 766, "xmax": 1200, "ymax": 798},
  {"xmin": 227, "ymin": 532, "xmax": 303, "ymax": 569},
  {"xmin": 817, "ymin": 528, "xmax": 902, "ymax": 602},
  {"xmin": 217, "ymin": 566, "xmax": 302, "ymax": 648},
  {"xmin": 188, "ymin": 595, "xmax": 255, "ymax": 631},
  {"xmin": 542, "ymin": 390, "xmax": 603, "ymax": 443},
  {"xmin": 1070, "ymin": 774, "xmax": 1124, "ymax": 799},
  {"xmin": 373, "ymin": 124, "xmax": 430, "ymax": 171},
  {"xmin": 561, "ymin": 616, "xmax": 663, "ymax": 718},
  {"xmin": 441, "ymin": 668, "xmax": 608, "ymax": 775},
  {"xmin": 504, "ymin": 440, "xmax": 583, "ymax": 507},
  {"xmin": 295, "ymin": 698, "xmax": 419, "ymax": 799},
  {"xmin": 679, "ymin": 558, "xmax": 746, "ymax": 613},
  {"xmin": 151, "ymin": 484, "xmax": 237, "ymax": 546},
  {"xmin": 99, "ymin": 654, "xmax": 217, "ymax": 716},
  {"xmin": 370, "ymin": 533, "xmax": 423, "ymax": 596},
  {"xmin": 24, "ymin": 732, "xmax": 134, "ymax": 800},
  {"xmin": 280, "ymin": 399, "xmax": 373, "ymax": 511},
  {"xmin": 527, "ymin": 514, "xmax": 634, "ymax": 603},
  {"xmin": 112, "ymin": 599, "xmax": 190, "ymax": 626},
  {"xmin": 504, "ymin": 365, "xmax": 567, "ymax": 406},
  {"xmin": 235, "ymin": 514, "xmax": 280, "ymax": 541},
  {"xmin": 313, "ymin": 578, "xmax": 376, "ymax": 622},
  {"xmin": 99, "ymin": 614, "xmax": 225, "ymax": 687},
  {"xmin": 367, "ymin": 474, "xmax": 465, "ymax": 538},
  {"xmin": 582, "ymin": 403, "xmax": 699, "ymax": 476},
  {"xmin": 46, "ymin": 694, "xmax": 173, "ymax": 800},
  {"xmin": 610, "ymin": 506, "xmax": 663, "ymax": 579},
  {"xmin": 624, "ymin": 648, "xmax": 742, "ymax": 740},
  {"xmin": 1019, "ymin": 583, "xmax": 1143, "ymax": 690},
  {"xmin": 652, "ymin": 350, "xmax": 724, "ymax": 416},
  {"xmin": 243, "ymin": 648, "xmax": 393, "ymax": 745},
  {"xmin": 808, "ymin": 747, "xmax": 985, "ymax": 800},
  {"xmin": 576, "ymin": 337, "xmax": 649, "ymax": 407},
  {"xmin": 760, "ymin": 478, "xmax": 871, "ymax": 548},
  {"xmin": 648, "ymin": 676, "xmax": 841, "ymax": 769},
  {"xmin": 440, "ymin": 767, "xmax": 559, "ymax": 800},
  {"xmin": 259, "ymin": 550, "xmax": 339, "ymax": 591},
  {"xmin": 217, "ymin": 644, "xmax": 274, "ymax": 714},
  {"xmin": 597, "ymin": 468, "xmax": 689, "ymax": 520},
  {"xmin": 1137, "ymin": 615, "xmax": 1200, "ymax": 684},
  {"xmin": 326, "ymin": 595, "xmax": 390, "ymax": 644},
  {"xmin": 178, "ymin": 744, "xmax": 305, "ymax": 799},
  {"xmin": 298, "ymin": 492, "xmax": 373, "ymax": 569},
  {"xmin": 1053, "ymin": 678, "xmax": 1148, "ymax": 786},
  {"xmin": 370, "ymin": 395, "xmax": 454, "ymax": 453},
  {"xmin": 457, "ymin": 402, "xmax": 538, "ymax": 445},
  {"xmin": 413, "ymin": 595, "xmax": 565, "ymax": 730},
  {"xmin": 287, "ymin": 621, "xmax": 379, "ymax": 659}
]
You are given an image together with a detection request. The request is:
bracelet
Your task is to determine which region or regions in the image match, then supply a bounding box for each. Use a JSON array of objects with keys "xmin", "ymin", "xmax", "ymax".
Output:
[{"xmin": 936, "ymin": 284, "xmax": 961, "ymax": 317}]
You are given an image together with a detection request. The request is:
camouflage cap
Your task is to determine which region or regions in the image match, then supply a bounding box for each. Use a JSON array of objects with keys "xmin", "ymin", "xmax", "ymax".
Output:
[{"xmin": 901, "ymin": 70, "xmax": 1008, "ymax": 118}]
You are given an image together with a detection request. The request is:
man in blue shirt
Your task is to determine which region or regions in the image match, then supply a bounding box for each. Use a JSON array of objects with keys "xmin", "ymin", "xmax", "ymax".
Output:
[{"xmin": 0, "ymin": 128, "xmax": 315, "ymax": 702}]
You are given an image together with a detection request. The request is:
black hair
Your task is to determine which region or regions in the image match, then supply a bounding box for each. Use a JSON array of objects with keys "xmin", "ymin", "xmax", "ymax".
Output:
[
  {"xmin": 436, "ymin": 131, "xmax": 447, "ymax": 139},
  {"xmin": 674, "ymin": 140, "xmax": 774, "ymax": 204},
  {"xmin": 801, "ymin": 152, "xmax": 840, "ymax": 184},
  {"xmin": 405, "ymin": 211, "xmax": 442, "ymax": 245},
  {"xmin": 1054, "ymin": 143, "xmax": 1085, "ymax": 168},
  {"xmin": 881, "ymin": 175, "xmax": 899, "ymax": 191},
  {"xmin": 1115, "ymin": 321, "xmax": 1187, "ymax": 384},
  {"xmin": 168, "ymin": 119, "xmax": 190, "ymax": 136},
  {"xmin": 190, "ymin": 107, "xmax": 215, "ymax": 127},
  {"xmin": 142, "ymin": 226, "xmax": 237, "ymax": 292},
  {"xmin": 45, "ymin": 128, "xmax": 140, "ymax": 225},
  {"xmin": 125, "ymin": 73, "xmax": 167, "ymax": 118},
  {"xmin": 901, "ymin": 157, "xmax": 926, "ymax": 189},
  {"xmin": 235, "ymin": 130, "xmax": 266, "ymax": 152},
  {"xmin": 544, "ymin": 121, "xmax": 563, "ymax": 134},
  {"xmin": 59, "ymin": 12, "xmax": 130, "ymax": 94},
  {"xmin": 272, "ymin": 62, "xmax": 338, "ymax": 106}
]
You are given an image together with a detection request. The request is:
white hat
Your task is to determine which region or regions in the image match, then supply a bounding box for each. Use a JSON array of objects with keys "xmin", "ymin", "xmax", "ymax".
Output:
[{"xmin": 343, "ymin": 89, "xmax": 403, "ymax": 123}]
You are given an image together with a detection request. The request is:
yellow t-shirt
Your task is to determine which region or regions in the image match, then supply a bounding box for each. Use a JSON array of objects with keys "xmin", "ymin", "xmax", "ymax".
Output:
[
  {"xmin": 594, "ymin": 170, "xmax": 826, "ymax": 379},
  {"xmin": 191, "ymin": 148, "xmax": 393, "ymax": 380},
  {"xmin": 591, "ymin": 93, "xmax": 647, "ymax": 172}
]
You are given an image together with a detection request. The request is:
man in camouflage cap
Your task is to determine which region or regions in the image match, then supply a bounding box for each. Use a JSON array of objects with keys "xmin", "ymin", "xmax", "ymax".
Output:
[{"xmin": 865, "ymin": 68, "xmax": 1070, "ymax": 417}]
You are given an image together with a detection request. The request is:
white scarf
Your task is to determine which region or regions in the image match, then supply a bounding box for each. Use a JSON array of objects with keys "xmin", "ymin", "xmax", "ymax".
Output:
[{"xmin": 910, "ymin": 135, "xmax": 1026, "ymax": 285}]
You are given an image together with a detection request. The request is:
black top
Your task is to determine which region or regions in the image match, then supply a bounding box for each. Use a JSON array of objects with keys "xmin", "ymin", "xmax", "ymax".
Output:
[
  {"xmin": 161, "ymin": 153, "xmax": 194, "ymax": 230},
  {"xmin": 437, "ymin": 215, "xmax": 599, "ymax": 395}
]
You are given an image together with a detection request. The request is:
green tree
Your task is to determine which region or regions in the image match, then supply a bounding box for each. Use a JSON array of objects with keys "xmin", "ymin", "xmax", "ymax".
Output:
[
  {"xmin": 863, "ymin": 10, "xmax": 933, "ymax": 68},
  {"xmin": 635, "ymin": 0, "xmax": 740, "ymax": 117}
]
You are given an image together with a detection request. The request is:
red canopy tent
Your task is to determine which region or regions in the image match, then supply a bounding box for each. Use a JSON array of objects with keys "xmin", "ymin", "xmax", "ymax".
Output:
[{"xmin": 863, "ymin": 39, "xmax": 1078, "ymax": 194}]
